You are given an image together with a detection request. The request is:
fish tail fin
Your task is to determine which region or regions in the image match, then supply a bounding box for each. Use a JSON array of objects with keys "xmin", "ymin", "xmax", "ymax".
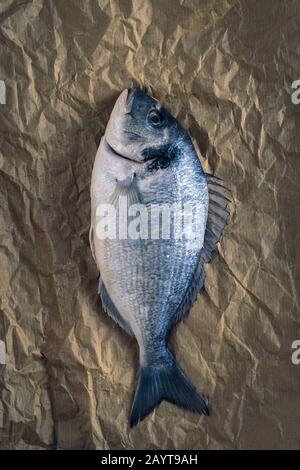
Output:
[{"xmin": 130, "ymin": 350, "xmax": 209, "ymax": 428}]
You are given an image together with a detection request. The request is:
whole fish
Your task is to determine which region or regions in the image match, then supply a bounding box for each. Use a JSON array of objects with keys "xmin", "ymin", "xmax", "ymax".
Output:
[{"xmin": 90, "ymin": 88, "xmax": 229, "ymax": 427}]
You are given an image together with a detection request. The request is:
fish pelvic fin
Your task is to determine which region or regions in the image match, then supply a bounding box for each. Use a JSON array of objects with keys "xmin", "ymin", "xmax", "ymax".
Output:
[{"xmin": 130, "ymin": 350, "xmax": 209, "ymax": 428}]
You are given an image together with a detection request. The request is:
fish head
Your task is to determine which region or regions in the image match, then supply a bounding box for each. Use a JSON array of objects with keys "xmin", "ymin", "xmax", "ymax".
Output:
[{"xmin": 105, "ymin": 88, "xmax": 185, "ymax": 162}]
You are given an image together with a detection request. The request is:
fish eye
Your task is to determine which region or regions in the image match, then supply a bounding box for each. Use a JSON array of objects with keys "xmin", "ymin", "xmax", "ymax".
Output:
[{"xmin": 148, "ymin": 110, "xmax": 164, "ymax": 128}]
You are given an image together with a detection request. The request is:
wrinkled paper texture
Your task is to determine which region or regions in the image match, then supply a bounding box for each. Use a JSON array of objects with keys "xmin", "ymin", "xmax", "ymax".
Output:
[{"xmin": 0, "ymin": 0, "xmax": 300, "ymax": 450}]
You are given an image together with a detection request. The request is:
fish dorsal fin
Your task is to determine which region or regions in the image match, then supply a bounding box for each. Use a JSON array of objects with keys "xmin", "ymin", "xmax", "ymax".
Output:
[
  {"xmin": 98, "ymin": 278, "xmax": 133, "ymax": 336},
  {"xmin": 172, "ymin": 173, "xmax": 230, "ymax": 327},
  {"xmin": 200, "ymin": 174, "xmax": 230, "ymax": 264}
]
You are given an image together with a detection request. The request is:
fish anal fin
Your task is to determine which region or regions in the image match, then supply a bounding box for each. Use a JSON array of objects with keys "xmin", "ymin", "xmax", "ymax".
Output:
[
  {"xmin": 99, "ymin": 278, "xmax": 133, "ymax": 336},
  {"xmin": 172, "ymin": 262, "xmax": 206, "ymax": 328}
]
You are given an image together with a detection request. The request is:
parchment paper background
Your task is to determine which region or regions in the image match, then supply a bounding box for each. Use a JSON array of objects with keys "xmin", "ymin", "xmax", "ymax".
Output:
[{"xmin": 0, "ymin": 0, "xmax": 299, "ymax": 450}]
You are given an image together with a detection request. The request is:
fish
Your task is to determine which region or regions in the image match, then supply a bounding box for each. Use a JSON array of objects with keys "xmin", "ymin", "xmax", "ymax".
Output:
[{"xmin": 90, "ymin": 88, "xmax": 230, "ymax": 427}]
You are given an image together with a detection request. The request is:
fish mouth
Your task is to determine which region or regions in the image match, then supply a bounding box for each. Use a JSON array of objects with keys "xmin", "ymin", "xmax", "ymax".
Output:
[
  {"xmin": 126, "ymin": 87, "xmax": 138, "ymax": 106},
  {"xmin": 125, "ymin": 87, "xmax": 157, "ymax": 114},
  {"xmin": 125, "ymin": 88, "xmax": 139, "ymax": 115},
  {"xmin": 126, "ymin": 87, "xmax": 157, "ymax": 105}
]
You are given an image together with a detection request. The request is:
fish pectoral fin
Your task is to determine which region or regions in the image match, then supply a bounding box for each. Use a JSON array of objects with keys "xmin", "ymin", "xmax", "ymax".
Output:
[
  {"xmin": 200, "ymin": 173, "xmax": 231, "ymax": 264},
  {"xmin": 109, "ymin": 176, "xmax": 141, "ymax": 208},
  {"xmin": 98, "ymin": 278, "xmax": 133, "ymax": 336}
]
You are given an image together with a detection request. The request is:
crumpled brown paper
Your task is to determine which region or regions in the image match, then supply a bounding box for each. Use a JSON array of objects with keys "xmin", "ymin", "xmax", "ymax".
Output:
[{"xmin": 0, "ymin": 0, "xmax": 300, "ymax": 450}]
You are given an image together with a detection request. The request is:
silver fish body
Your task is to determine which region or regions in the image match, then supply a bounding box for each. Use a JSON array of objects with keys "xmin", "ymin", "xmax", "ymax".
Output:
[{"xmin": 90, "ymin": 89, "xmax": 229, "ymax": 426}]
